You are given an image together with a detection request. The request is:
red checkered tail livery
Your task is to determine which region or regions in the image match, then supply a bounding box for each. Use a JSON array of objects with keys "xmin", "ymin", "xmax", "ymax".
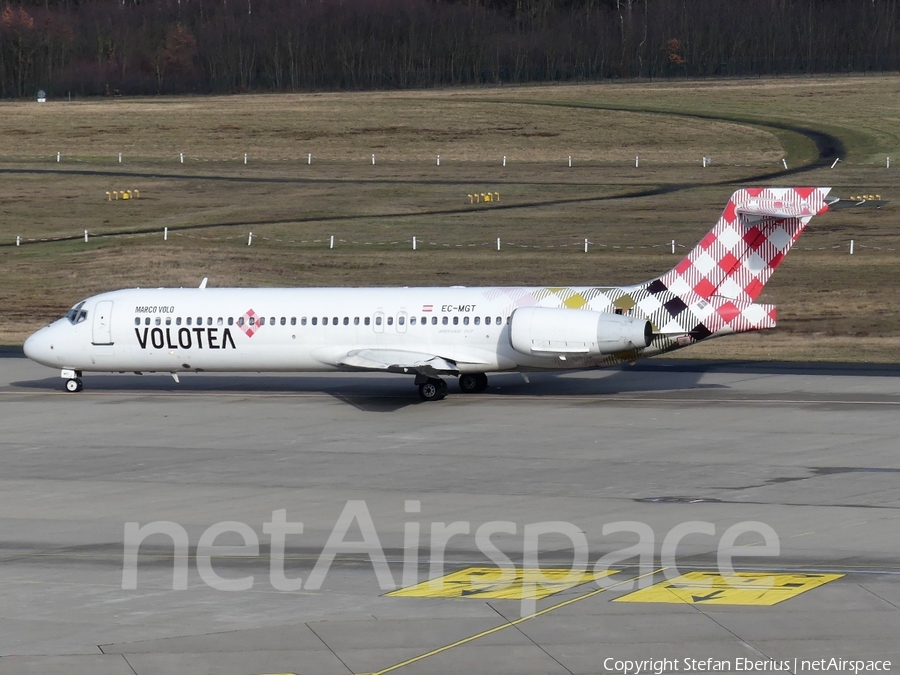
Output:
[{"xmin": 644, "ymin": 187, "xmax": 832, "ymax": 341}]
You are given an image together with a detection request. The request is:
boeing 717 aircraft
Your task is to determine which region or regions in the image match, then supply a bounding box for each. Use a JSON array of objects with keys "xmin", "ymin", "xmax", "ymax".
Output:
[{"xmin": 24, "ymin": 187, "xmax": 841, "ymax": 400}]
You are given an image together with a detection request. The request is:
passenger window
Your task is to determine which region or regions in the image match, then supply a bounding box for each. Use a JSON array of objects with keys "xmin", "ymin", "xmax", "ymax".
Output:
[
  {"xmin": 281, "ymin": 317, "xmax": 286, "ymax": 326},
  {"xmin": 207, "ymin": 317, "xmax": 212, "ymax": 326},
  {"xmin": 166, "ymin": 317, "xmax": 172, "ymax": 326},
  {"xmin": 155, "ymin": 317, "xmax": 161, "ymax": 326},
  {"xmin": 365, "ymin": 317, "xmax": 371, "ymax": 326},
  {"xmin": 474, "ymin": 316, "xmax": 480, "ymax": 325},
  {"xmin": 453, "ymin": 317, "xmax": 459, "ymax": 325},
  {"xmin": 410, "ymin": 317, "xmax": 416, "ymax": 325},
  {"xmin": 217, "ymin": 317, "xmax": 223, "ymax": 326},
  {"xmin": 354, "ymin": 317, "xmax": 359, "ymax": 325},
  {"xmin": 506, "ymin": 316, "xmax": 511, "ymax": 325},
  {"xmin": 442, "ymin": 317, "xmax": 448, "ymax": 325},
  {"xmin": 387, "ymin": 316, "xmax": 394, "ymax": 326},
  {"xmin": 186, "ymin": 317, "xmax": 192, "ymax": 326},
  {"xmin": 196, "ymin": 317, "xmax": 202, "ymax": 325},
  {"xmin": 145, "ymin": 317, "xmax": 151, "ymax": 325},
  {"xmin": 343, "ymin": 317, "xmax": 349, "ymax": 325},
  {"xmin": 249, "ymin": 317, "xmax": 256, "ymax": 326},
  {"xmin": 463, "ymin": 316, "xmax": 469, "ymax": 325},
  {"xmin": 270, "ymin": 317, "xmax": 275, "ymax": 326},
  {"xmin": 291, "ymin": 317, "xmax": 296, "ymax": 326},
  {"xmin": 259, "ymin": 317, "xmax": 265, "ymax": 326},
  {"xmin": 237, "ymin": 317, "xmax": 244, "ymax": 326},
  {"xmin": 134, "ymin": 317, "xmax": 140, "ymax": 326},
  {"xmin": 300, "ymin": 317, "xmax": 306, "ymax": 326},
  {"xmin": 422, "ymin": 316, "xmax": 427, "ymax": 325},
  {"xmin": 375, "ymin": 316, "xmax": 382, "ymax": 326},
  {"xmin": 432, "ymin": 316, "xmax": 437, "ymax": 325},
  {"xmin": 398, "ymin": 315, "xmax": 405, "ymax": 326},
  {"xmin": 485, "ymin": 316, "xmax": 491, "ymax": 325},
  {"xmin": 497, "ymin": 316, "xmax": 503, "ymax": 325},
  {"xmin": 312, "ymin": 317, "xmax": 317, "ymax": 325},
  {"xmin": 177, "ymin": 317, "xmax": 183, "ymax": 326},
  {"xmin": 333, "ymin": 317, "xmax": 338, "ymax": 325},
  {"xmin": 228, "ymin": 317, "xmax": 233, "ymax": 326}
]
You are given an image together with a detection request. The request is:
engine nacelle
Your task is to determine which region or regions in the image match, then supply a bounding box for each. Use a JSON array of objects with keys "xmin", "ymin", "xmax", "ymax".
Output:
[{"xmin": 509, "ymin": 307, "xmax": 652, "ymax": 357}]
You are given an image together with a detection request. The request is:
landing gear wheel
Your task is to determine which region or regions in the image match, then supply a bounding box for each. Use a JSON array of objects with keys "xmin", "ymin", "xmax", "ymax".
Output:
[
  {"xmin": 418, "ymin": 378, "xmax": 447, "ymax": 401},
  {"xmin": 65, "ymin": 378, "xmax": 83, "ymax": 393},
  {"xmin": 458, "ymin": 373, "xmax": 488, "ymax": 393}
]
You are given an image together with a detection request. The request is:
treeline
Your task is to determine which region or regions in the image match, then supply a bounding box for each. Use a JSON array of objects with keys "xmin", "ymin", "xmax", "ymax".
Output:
[{"xmin": 2, "ymin": 0, "xmax": 899, "ymax": 98}]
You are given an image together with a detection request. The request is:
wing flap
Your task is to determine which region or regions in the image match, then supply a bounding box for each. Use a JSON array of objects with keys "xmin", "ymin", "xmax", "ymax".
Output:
[{"xmin": 339, "ymin": 349, "xmax": 464, "ymax": 376}]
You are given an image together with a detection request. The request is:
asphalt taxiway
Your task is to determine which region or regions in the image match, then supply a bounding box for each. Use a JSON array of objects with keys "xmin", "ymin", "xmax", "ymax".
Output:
[{"xmin": 1, "ymin": 353, "xmax": 899, "ymax": 675}]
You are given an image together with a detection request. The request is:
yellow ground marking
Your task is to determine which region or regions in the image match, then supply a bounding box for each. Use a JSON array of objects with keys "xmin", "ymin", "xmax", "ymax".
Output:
[
  {"xmin": 367, "ymin": 568, "xmax": 664, "ymax": 675},
  {"xmin": 614, "ymin": 571, "xmax": 843, "ymax": 606},
  {"xmin": 385, "ymin": 566, "xmax": 615, "ymax": 600}
]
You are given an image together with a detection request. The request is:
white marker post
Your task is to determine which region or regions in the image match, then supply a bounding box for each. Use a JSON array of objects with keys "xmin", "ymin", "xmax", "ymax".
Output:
[
  {"xmin": 180, "ymin": 152, "xmax": 184, "ymax": 164},
  {"xmin": 244, "ymin": 153, "xmax": 248, "ymax": 165},
  {"xmin": 118, "ymin": 153, "xmax": 122, "ymax": 163},
  {"xmin": 412, "ymin": 236, "xmax": 417, "ymax": 251},
  {"xmin": 702, "ymin": 157, "xmax": 707, "ymax": 168},
  {"xmin": 888, "ymin": 157, "xmax": 891, "ymax": 169},
  {"xmin": 308, "ymin": 153, "xmax": 312, "ymax": 165},
  {"xmin": 782, "ymin": 158, "xmax": 788, "ymax": 169},
  {"xmin": 16, "ymin": 236, "xmax": 21, "ymax": 246},
  {"xmin": 635, "ymin": 156, "xmax": 639, "ymax": 168},
  {"xmin": 584, "ymin": 238, "xmax": 589, "ymax": 253},
  {"xmin": 831, "ymin": 157, "xmax": 840, "ymax": 169},
  {"xmin": 503, "ymin": 156, "xmax": 507, "ymax": 167},
  {"xmin": 850, "ymin": 239, "xmax": 855, "ymax": 255},
  {"xmin": 372, "ymin": 154, "xmax": 376, "ymax": 165},
  {"xmin": 671, "ymin": 239, "xmax": 676, "ymax": 254},
  {"xmin": 57, "ymin": 152, "xmax": 61, "ymax": 163},
  {"xmin": 164, "ymin": 227, "xmax": 168, "ymax": 241},
  {"xmin": 330, "ymin": 235, "xmax": 334, "ymax": 249},
  {"xmin": 248, "ymin": 232, "xmax": 253, "ymax": 246},
  {"xmin": 436, "ymin": 155, "xmax": 440, "ymax": 166},
  {"xmin": 568, "ymin": 155, "xmax": 572, "ymax": 168},
  {"xmin": 84, "ymin": 229, "xmax": 89, "ymax": 243},
  {"xmin": 497, "ymin": 237, "xmax": 501, "ymax": 251}
]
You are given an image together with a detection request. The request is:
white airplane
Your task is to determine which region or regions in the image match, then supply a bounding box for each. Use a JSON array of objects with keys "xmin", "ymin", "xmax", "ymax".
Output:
[{"xmin": 24, "ymin": 187, "xmax": 837, "ymax": 401}]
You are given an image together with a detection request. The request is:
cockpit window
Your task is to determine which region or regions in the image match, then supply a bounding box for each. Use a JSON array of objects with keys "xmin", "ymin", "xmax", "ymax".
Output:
[{"xmin": 65, "ymin": 301, "xmax": 88, "ymax": 324}]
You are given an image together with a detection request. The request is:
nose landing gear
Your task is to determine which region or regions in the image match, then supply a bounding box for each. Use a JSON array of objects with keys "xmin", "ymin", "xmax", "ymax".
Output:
[{"xmin": 61, "ymin": 369, "xmax": 83, "ymax": 393}]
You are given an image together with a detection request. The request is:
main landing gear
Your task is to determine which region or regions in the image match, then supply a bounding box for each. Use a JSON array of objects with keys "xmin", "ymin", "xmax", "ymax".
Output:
[
  {"xmin": 458, "ymin": 373, "xmax": 488, "ymax": 394},
  {"xmin": 416, "ymin": 374, "xmax": 489, "ymax": 401},
  {"xmin": 418, "ymin": 378, "xmax": 448, "ymax": 402}
]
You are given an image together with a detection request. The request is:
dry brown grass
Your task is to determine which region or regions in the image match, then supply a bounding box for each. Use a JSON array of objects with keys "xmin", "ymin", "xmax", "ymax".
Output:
[
  {"xmin": 1, "ymin": 76, "xmax": 899, "ymax": 360},
  {"xmin": 0, "ymin": 91, "xmax": 781, "ymax": 162}
]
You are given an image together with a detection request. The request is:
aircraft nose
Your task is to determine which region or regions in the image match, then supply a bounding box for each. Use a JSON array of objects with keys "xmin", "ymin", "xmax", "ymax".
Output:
[{"xmin": 23, "ymin": 327, "xmax": 54, "ymax": 365}]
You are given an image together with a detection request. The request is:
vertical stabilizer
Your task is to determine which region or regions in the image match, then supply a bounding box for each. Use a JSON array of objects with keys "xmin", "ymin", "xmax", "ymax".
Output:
[
  {"xmin": 642, "ymin": 187, "xmax": 831, "ymax": 341},
  {"xmin": 654, "ymin": 187, "xmax": 831, "ymax": 302}
]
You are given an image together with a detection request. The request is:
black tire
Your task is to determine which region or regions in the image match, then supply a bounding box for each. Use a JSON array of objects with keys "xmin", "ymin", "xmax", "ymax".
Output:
[
  {"xmin": 418, "ymin": 378, "xmax": 447, "ymax": 401},
  {"xmin": 65, "ymin": 378, "xmax": 81, "ymax": 393},
  {"xmin": 458, "ymin": 373, "xmax": 488, "ymax": 393}
]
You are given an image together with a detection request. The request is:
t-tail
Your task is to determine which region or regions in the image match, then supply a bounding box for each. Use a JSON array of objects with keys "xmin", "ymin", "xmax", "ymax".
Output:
[{"xmin": 641, "ymin": 187, "xmax": 832, "ymax": 343}]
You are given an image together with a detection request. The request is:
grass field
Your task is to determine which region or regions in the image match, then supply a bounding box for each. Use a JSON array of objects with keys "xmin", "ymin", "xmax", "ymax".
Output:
[{"xmin": 2, "ymin": 75, "xmax": 899, "ymax": 360}]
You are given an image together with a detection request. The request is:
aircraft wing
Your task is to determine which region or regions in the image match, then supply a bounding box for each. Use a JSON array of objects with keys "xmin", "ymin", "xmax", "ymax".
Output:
[{"xmin": 338, "ymin": 349, "xmax": 488, "ymax": 376}]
